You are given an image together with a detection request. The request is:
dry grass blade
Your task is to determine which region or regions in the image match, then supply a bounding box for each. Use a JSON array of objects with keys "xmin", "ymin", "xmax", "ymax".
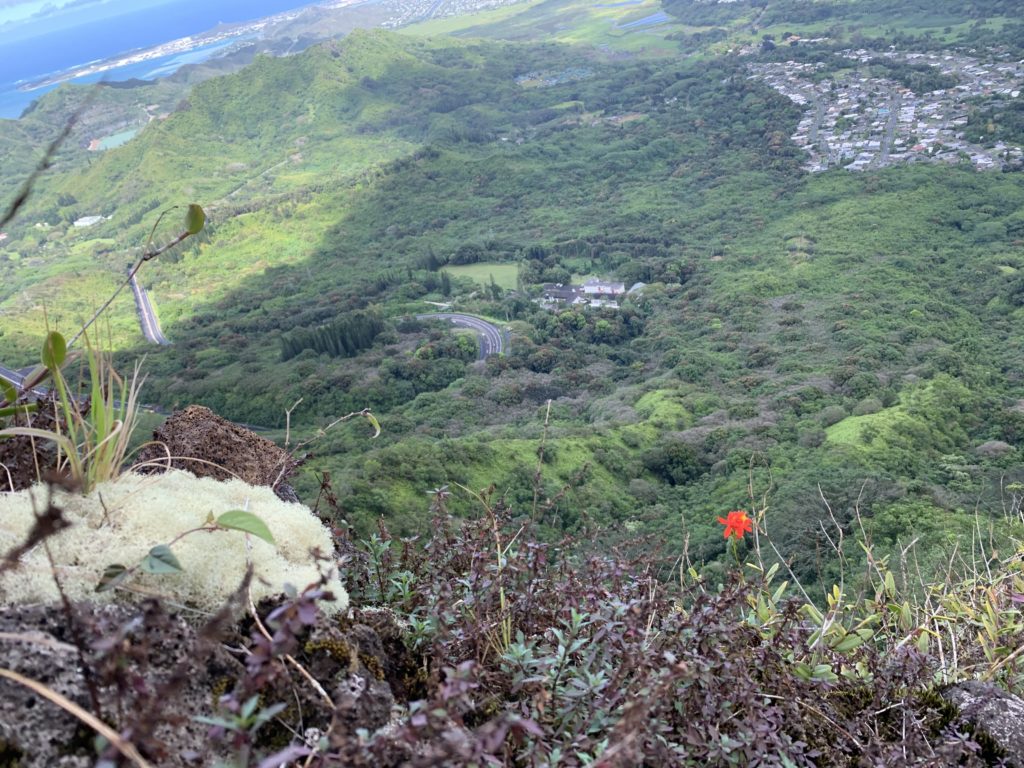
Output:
[
  {"xmin": 0, "ymin": 631, "xmax": 77, "ymax": 653},
  {"xmin": 0, "ymin": 667, "xmax": 154, "ymax": 768}
]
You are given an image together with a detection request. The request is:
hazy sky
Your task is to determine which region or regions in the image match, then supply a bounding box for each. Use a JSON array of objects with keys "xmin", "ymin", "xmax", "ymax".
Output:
[
  {"xmin": 0, "ymin": 0, "xmax": 181, "ymax": 40},
  {"xmin": 1, "ymin": 1, "xmax": 74, "ymax": 23},
  {"xmin": 0, "ymin": 0, "xmax": 110, "ymax": 26}
]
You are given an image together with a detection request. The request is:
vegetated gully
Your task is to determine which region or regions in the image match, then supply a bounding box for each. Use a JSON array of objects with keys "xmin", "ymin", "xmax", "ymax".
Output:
[{"xmin": 0, "ymin": 312, "xmax": 506, "ymax": 413}]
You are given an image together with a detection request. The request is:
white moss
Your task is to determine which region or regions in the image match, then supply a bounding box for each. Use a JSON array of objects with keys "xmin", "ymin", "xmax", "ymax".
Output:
[{"xmin": 0, "ymin": 471, "xmax": 348, "ymax": 613}]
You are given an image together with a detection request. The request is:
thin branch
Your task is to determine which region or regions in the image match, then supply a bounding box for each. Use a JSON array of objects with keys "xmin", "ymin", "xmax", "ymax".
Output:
[
  {"xmin": 66, "ymin": 230, "xmax": 189, "ymax": 351},
  {"xmin": 531, "ymin": 399, "xmax": 552, "ymax": 521},
  {"xmin": 0, "ymin": 667, "xmax": 154, "ymax": 768},
  {"xmin": 246, "ymin": 582, "xmax": 335, "ymax": 710},
  {"xmin": 759, "ymin": 691, "xmax": 864, "ymax": 750},
  {"xmin": 1, "ymin": 90, "xmax": 97, "ymax": 228},
  {"xmin": 0, "ymin": 631, "xmax": 77, "ymax": 654}
]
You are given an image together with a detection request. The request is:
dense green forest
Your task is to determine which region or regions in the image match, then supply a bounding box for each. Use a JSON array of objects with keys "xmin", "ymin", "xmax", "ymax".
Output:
[{"xmin": 2, "ymin": 1, "xmax": 1023, "ymax": 586}]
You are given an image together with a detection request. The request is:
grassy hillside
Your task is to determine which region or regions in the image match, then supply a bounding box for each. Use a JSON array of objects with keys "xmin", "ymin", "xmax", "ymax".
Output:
[{"xmin": 1, "ymin": 16, "xmax": 1022, "ymax": 584}]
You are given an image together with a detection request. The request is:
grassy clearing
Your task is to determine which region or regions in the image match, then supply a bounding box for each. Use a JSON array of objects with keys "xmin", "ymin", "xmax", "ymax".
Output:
[
  {"xmin": 826, "ymin": 406, "xmax": 909, "ymax": 448},
  {"xmin": 633, "ymin": 389, "xmax": 692, "ymax": 430},
  {"xmin": 445, "ymin": 262, "xmax": 520, "ymax": 290}
]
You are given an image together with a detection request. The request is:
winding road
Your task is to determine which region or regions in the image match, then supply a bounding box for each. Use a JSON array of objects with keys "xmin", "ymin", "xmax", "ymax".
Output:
[
  {"xmin": 415, "ymin": 312, "xmax": 507, "ymax": 360},
  {"xmin": 0, "ymin": 364, "xmax": 49, "ymax": 400},
  {"xmin": 129, "ymin": 273, "xmax": 170, "ymax": 345},
  {"xmin": 0, "ymin": 365, "xmax": 28, "ymax": 389}
]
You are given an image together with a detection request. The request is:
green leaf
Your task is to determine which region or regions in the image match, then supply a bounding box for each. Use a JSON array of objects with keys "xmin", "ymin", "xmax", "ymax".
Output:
[
  {"xmin": 0, "ymin": 403, "xmax": 37, "ymax": 418},
  {"xmin": 193, "ymin": 715, "xmax": 240, "ymax": 730},
  {"xmin": 96, "ymin": 564, "xmax": 129, "ymax": 592},
  {"xmin": 41, "ymin": 331, "xmax": 66, "ymax": 370},
  {"xmin": 240, "ymin": 695, "xmax": 260, "ymax": 721},
  {"xmin": 801, "ymin": 602, "xmax": 824, "ymax": 626},
  {"xmin": 811, "ymin": 663, "xmax": 839, "ymax": 682},
  {"xmin": 831, "ymin": 632, "xmax": 868, "ymax": 653},
  {"xmin": 792, "ymin": 662, "xmax": 813, "ymax": 681},
  {"xmin": 217, "ymin": 510, "xmax": 275, "ymax": 545},
  {"xmin": 771, "ymin": 580, "xmax": 789, "ymax": 603},
  {"xmin": 184, "ymin": 203, "xmax": 206, "ymax": 235},
  {"xmin": 884, "ymin": 570, "xmax": 896, "ymax": 599},
  {"xmin": 1, "ymin": 379, "xmax": 16, "ymax": 404},
  {"xmin": 916, "ymin": 631, "xmax": 930, "ymax": 654},
  {"xmin": 141, "ymin": 544, "xmax": 183, "ymax": 574},
  {"xmin": 899, "ymin": 601, "xmax": 913, "ymax": 630},
  {"xmin": 364, "ymin": 411, "xmax": 381, "ymax": 438}
]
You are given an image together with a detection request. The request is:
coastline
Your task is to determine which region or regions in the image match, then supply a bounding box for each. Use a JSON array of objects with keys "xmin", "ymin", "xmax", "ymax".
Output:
[{"xmin": 15, "ymin": 0, "xmax": 366, "ymax": 94}]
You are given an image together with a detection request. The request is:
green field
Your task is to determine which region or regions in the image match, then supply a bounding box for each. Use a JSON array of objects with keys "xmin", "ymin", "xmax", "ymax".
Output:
[{"xmin": 445, "ymin": 261, "xmax": 520, "ymax": 290}]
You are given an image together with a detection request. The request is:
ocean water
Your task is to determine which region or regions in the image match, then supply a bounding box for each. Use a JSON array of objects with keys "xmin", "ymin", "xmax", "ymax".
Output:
[{"xmin": 0, "ymin": 0, "xmax": 319, "ymax": 119}]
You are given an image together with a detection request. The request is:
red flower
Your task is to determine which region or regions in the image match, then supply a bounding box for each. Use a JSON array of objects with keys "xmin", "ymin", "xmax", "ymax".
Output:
[{"xmin": 717, "ymin": 510, "xmax": 753, "ymax": 540}]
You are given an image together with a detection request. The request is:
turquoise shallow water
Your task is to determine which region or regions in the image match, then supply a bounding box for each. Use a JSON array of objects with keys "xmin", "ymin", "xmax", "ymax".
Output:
[{"xmin": 96, "ymin": 128, "xmax": 140, "ymax": 150}]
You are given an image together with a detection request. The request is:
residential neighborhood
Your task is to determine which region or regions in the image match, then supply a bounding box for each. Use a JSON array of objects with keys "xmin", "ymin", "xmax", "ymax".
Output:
[{"xmin": 748, "ymin": 50, "xmax": 1024, "ymax": 172}]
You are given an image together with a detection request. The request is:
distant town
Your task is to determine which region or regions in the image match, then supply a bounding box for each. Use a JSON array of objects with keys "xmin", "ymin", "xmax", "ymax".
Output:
[
  {"xmin": 748, "ymin": 50, "xmax": 1024, "ymax": 172},
  {"xmin": 381, "ymin": 0, "xmax": 526, "ymax": 28}
]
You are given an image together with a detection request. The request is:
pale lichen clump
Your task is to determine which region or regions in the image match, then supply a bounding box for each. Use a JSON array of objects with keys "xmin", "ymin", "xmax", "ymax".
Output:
[{"xmin": 0, "ymin": 471, "xmax": 348, "ymax": 613}]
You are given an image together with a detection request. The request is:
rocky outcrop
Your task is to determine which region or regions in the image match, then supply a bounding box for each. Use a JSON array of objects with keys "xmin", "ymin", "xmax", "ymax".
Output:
[
  {"xmin": 0, "ymin": 602, "xmax": 234, "ymax": 767},
  {"xmin": 0, "ymin": 603, "xmax": 410, "ymax": 767},
  {"xmin": 942, "ymin": 680, "xmax": 1024, "ymax": 767}
]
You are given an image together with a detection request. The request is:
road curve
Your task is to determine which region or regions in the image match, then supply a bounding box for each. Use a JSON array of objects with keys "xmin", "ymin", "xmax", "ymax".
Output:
[
  {"xmin": 415, "ymin": 312, "xmax": 507, "ymax": 360},
  {"xmin": 129, "ymin": 273, "xmax": 170, "ymax": 345},
  {"xmin": 0, "ymin": 365, "xmax": 27, "ymax": 390},
  {"xmin": 0, "ymin": 364, "xmax": 49, "ymax": 399}
]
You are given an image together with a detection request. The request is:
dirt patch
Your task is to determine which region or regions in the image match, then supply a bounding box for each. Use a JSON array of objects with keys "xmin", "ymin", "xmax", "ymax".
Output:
[
  {"xmin": 0, "ymin": 394, "xmax": 63, "ymax": 492},
  {"xmin": 134, "ymin": 405, "xmax": 298, "ymax": 501}
]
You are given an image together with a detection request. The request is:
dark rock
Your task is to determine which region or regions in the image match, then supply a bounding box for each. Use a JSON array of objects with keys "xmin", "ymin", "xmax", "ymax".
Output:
[
  {"xmin": 133, "ymin": 405, "xmax": 298, "ymax": 501},
  {"xmin": 352, "ymin": 607, "xmax": 425, "ymax": 703},
  {"xmin": 0, "ymin": 595, "xmax": 415, "ymax": 766},
  {"xmin": 301, "ymin": 615, "xmax": 397, "ymax": 740},
  {"xmin": 0, "ymin": 602, "xmax": 237, "ymax": 768},
  {"xmin": 942, "ymin": 680, "xmax": 1024, "ymax": 767}
]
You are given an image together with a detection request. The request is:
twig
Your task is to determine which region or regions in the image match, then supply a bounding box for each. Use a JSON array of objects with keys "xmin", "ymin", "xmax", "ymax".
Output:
[
  {"xmin": 65, "ymin": 231, "xmax": 190, "ymax": 352},
  {"xmin": 0, "ymin": 462, "xmax": 13, "ymax": 493},
  {"xmin": 0, "ymin": 631, "xmax": 77, "ymax": 653},
  {"xmin": 129, "ymin": 453, "xmax": 248, "ymax": 482},
  {"xmin": 284, "ymin": 398, "xmax": 303, "ymax": 451},
  {"xmin": 984, "ymin": 636, "xmax": 1024, "ymax": 679},
  {"xmin": 531, "ymin": 399, "xmax": 552, "ymax": 521},
  {"xmin": 270, "ymin": 398, "xmax": 304, "ymax": 492},
  {"xmin": 0, "ymin": 667, "xmax": 154, "ymax": 768},
  {"xmin": 246, "ymin": 587, "xmax": 335, "ymax": 710},
  {"xmin": 43, "ymin": 538, "xmax": 104, "ymax": 717},
  {"xmin": 1, "ymin": 89, "xmax": 97, "ymax": 228},
  {"xmin": 760, "ymin": 691, "xmax": 864, "ymax": 750}
]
